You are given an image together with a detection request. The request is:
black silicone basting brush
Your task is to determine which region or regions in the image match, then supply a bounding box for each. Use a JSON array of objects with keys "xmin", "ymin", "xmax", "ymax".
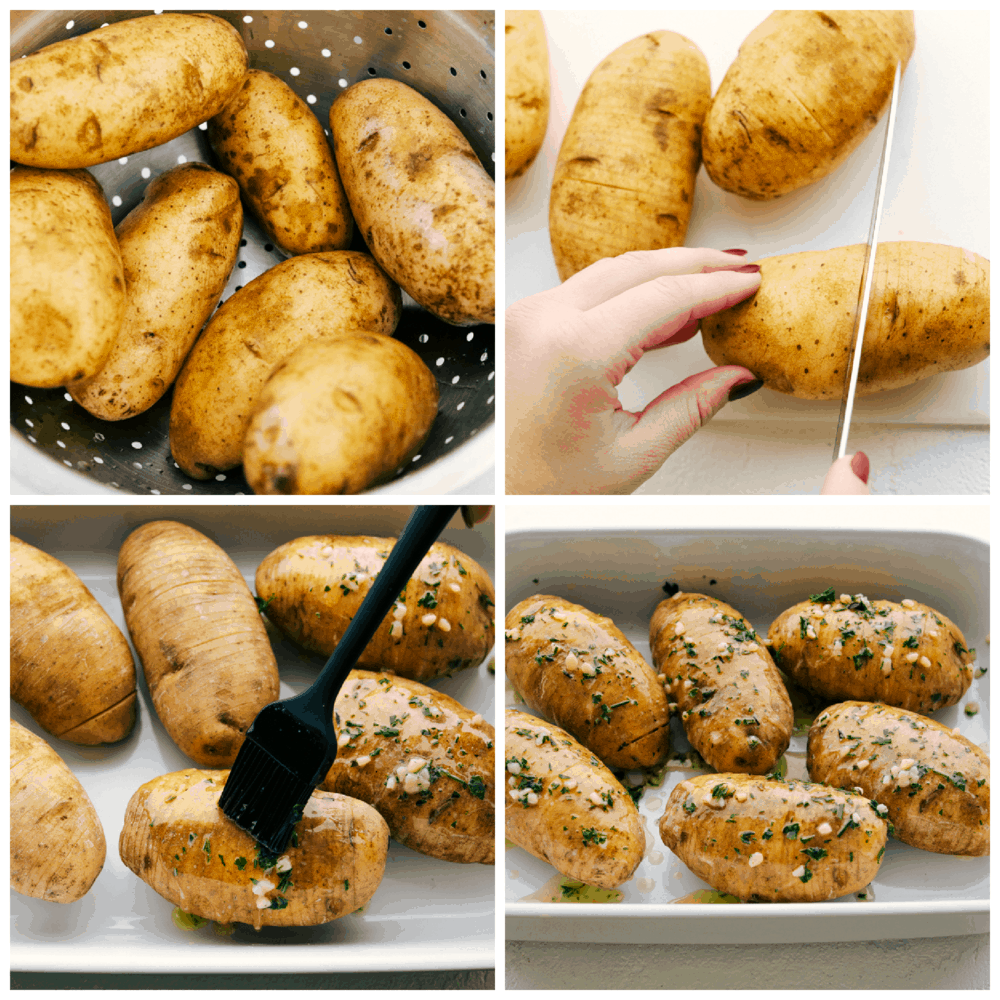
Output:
[{"xmin": 219, "ymin": 505, "xmax": 460, "ymax": 855}]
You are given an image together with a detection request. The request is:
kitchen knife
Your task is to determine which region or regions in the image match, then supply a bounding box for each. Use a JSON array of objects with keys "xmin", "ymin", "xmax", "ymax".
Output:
[{"xmin": 832, "ymin": 60, "xmax": 903, "ymax": 461}]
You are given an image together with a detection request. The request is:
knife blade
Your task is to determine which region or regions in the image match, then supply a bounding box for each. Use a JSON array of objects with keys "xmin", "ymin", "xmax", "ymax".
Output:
[{"xmin": 832, "ymin": 60, "xmax": 903, "ymax": 461}]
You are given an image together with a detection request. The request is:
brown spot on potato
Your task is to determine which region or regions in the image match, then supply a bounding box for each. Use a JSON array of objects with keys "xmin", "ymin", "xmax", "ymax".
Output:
[
  {"xmin": 76, "ymin": 113, "xmax": 103, "ymax": 152},
  {"xmin": 19, "ymin": 76, "xmax": 32, "ymax": 92}
]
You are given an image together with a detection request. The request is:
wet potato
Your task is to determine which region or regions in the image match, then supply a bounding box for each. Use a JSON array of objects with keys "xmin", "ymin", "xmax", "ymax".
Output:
[
  {"xmin": 505, "ymin": 709, "xmax": 645, "ymax": 889},
  {"xmin": 505, "ymin": 595, "xmax": 670, "ymax": 769},
  {"xmin": 119, "ymin": 768, "xmax": 389, "ymax": 929},
  {"xmin": 255, "ymin": 535, "xmax": 494, "ymax": 681},
  {"xmin": 659, "ymin": 772, "xmax": 888, "ymax": 902},
  {"xmin": 322, "ymin": 670, "xmax": 494, "ymax": 864},
  {"xmin": 649, "ymin": 592, "xmax": 793, "ymax": 774},
  {"xmin": 808, "ymin": 701, "xmax": 989, "ymax": 856},
  {"xmin": 768, "ymin": 591, "xmax": 975, "ymax": 714}
]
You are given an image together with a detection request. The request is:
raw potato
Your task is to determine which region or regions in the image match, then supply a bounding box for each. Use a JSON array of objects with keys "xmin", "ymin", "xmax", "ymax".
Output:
[
  {"xmin": 659, "ymin": 773, "xmax": 887, "ymax": 902},
  {"xmin": 549, "ymin": 31, "xmax": 711, "ymax": 281},
  {"xmin": 505, "ymin": 709, "xmax": 645, "ymax": 889},
  {"xmin": 11, "ymin": 535, "xmax": 136, "ymax": 745},
  {"xmin": 505, "ymin": 10, "xmax": 550, "ymax": 180},
  {"xmin": 242, "ymin": 334, "xmax": 439, "ymax": 495},
  {"xmin": 255, "ymin": 535, "xmax": 494, "ymax": 681},
  {"xmin": 767, "ymin": 591, "xmax": 975, "ymax": 713},
  {"xmin": 330, "ymin": 78, "xmax": 495, "ymax": 326},
  {"xmin": 208, "ymin": 69, "xmax": 353, "ymax": 255},
  {"xmin": 505, "ymin": 595, "xmax": 670, "ymax": 769},
  {"xmin": 169, "ymin": 251, "xmax": 401, "ymax": 479},
  {"xmin": 69, "ymin": 163, "xmax": 243, "ymax": 420},
  {"xmin": 649, "ymin": 592, "xmax": 793, "ymax": 774},
  {"xmin": 11, "ymin": 166, "xmax": 125, "ymax": 388},
  {"xmin": 119, "ymin": 769, "xmax": 389, "ymax": 929},
  {"xmin": 702, "ymin": 11, "xmax": 916, "ymax": 200},
  {"xmin": 117, "ymin": 521, "xmax": 280, "ymax": 766},
  {"xmin": 11, "ymin": 13, "xmax": 248, "ymax": 169},
  {"xmin": 808, "ymin": 701, "xmax": 989, "ymax": 856},
  {"xmin": 10, "ymin": 719, "xmax": 107, "ymax": 903},
  {"xmin": 321, "ymin": 670, "xmax": 495, "ymax": 864},
  {"xmin": 701, "ymin": 243, "xmax": 990, "ymax": 399}
]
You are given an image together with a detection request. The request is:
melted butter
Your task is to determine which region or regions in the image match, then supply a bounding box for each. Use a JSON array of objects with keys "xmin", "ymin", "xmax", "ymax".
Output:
[
  {"xmin": 520, "ymin": 873, "xmax": 623, "ymax": 903},
  {"xmin": 647, "ymin": 851, "xmax": 665, "ymax": 865},
  {"xmin": 673, "ymin": 889, "xmax": 743, "ymax": 905}
]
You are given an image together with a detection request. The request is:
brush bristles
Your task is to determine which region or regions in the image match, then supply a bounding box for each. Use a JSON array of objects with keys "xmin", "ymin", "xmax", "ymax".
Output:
[{"xmin": 220, "ymin": 739, "xmax": 317, "ymax": 855}]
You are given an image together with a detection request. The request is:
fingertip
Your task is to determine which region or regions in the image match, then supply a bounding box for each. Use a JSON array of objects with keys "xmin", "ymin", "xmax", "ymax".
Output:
[{"xmin": 821, "ymin": 454, "xmax": 871, "ymax": 495}]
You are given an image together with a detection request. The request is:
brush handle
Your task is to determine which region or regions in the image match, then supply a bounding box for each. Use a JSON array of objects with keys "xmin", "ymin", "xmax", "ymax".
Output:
[{"xmin": 305, "ymin": 505, "xmax": 460, "ymax": 718}]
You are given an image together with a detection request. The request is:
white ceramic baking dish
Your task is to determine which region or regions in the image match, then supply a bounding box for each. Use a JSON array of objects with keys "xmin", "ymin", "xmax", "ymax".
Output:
[
  {"xmin": 11, "ymin": 505, "xmax": 495, "ymax": 972},
  {"xmin": 504, "ymin": 526, "xmax": 989, "ymax": 945}
]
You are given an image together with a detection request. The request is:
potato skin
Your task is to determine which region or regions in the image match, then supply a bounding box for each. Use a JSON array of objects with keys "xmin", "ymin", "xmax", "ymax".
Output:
[
  {"xmin": 808, "ymin": 701, "xmax": 989, "ymax": 856},
  {"xmin": 660, "ymin": 773, "xmax": 887, "ymax": 902},
  {"xmin": 505, "ymin": 10, "xmax": 550, "ymax": 180},
  {"xmin": 119, "ymin": 769, "xmax": 389, "ymax": 928},
  {"xmin": 549, "ymin": 31, "xmax": 711, "ymax": 281},
  {"xmin": 11, "ymin": 166, "xmax": 125, "ymax": 388},
  {"xmin": 702, "ymin": 11, "xmax": 915, "ymax": 200},
  {"xmin": 11, "ymin": 535, "xmax": 136, "ymax": 745},
  {"xmin": 330, "ymin": 78, "xmax": 495, "ymax": 326},
  {"xmin": 650, "ymin": 593, "xmax": 792, "ymax": 774},
  {"xmin": 242, "ymin": 334, "xmax": 439, "ymax": 495},
  {"xmin": 701, "ymin": 243, "xmax": 990, "ymax": 399},
  {"xmin": 69, "ymin": 163, "xmax": 243, "ymax": 420},
  {"xmin": 255, "ymin": 536, "xmax": 494, "ymax": 681},
  {"xmin": 767, "ymin": 593, "xmax": 975, "ymax": 713},
  {"xmin": 505, "ymin": 709, "xmax": 645, "ymax": 889},
  {"xmin": 169, "ymin": 251, "xmax": 401, "ymax": 479},
  {"xmin": 117, "ymin": 521, "xmax": 280, "ymax": 766},
  {"xmin": 11, "ymin": 13, "xmax": 248, "ymax": 169},
  {"xmin": 321, "ymin": 670, "xmax": 494, "ymax": 864},
  {"xmin": 208, "ymin": 69, "xmax": 353, "ymax": 255},
  {"xmin": 10, "ymin": 719, "xmax": 107, "ymax": 903},
  {"xmin": 505, "ymin": 595, "xmax": 670, "ymax": 769}
]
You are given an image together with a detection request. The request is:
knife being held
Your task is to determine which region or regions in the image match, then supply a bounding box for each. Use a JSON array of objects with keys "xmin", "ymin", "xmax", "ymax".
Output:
[{"xmin": 831, "ymin": 61, "xmax": 903, "ymax": 462}]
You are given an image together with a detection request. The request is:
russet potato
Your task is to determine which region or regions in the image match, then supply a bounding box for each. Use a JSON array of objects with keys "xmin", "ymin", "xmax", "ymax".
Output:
[
  {"xmin": 11, "ymin": 13, "xmax": 248, "ymax": 169},
  {"xmin": 549, "ymin": 31, "xmax": 711, "ymax": 281},
  {"xmin": 11, "ymin": 167, "xmax": 125, "ymax": 388},
  {"xmin": 330, "ymin": 78, "xmax": 495, "ymax": 326},
  {"xmin": 702, "ymin": 11, "xmax": 916, "ymax": 199},
  {"xmin": 168, "ymin": 251, "xmax": 401, "ymax": 480},
  {"xmin": 242, "ymin": 334, "xmax": 438, "ymax": 495},
  {"xmin": 69, "ymin": 163, "xmax": 243, "ymax": 420},
  {"xmin": 701, "ymin": 243, "xmax": 990, "ymax": 399},
  {"xmin": 208, "ymin": 69, "xmax": 353, "ymax": 255}
]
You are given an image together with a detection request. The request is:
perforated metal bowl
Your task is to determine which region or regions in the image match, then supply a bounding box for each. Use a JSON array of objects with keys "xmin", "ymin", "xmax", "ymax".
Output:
[{"xmin": 10, "ymin": 10, "xmax": 495, "ymax": 495}]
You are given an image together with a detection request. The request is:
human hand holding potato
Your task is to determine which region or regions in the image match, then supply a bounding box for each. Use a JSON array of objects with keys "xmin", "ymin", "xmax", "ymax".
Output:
[{"xmin": 505, "ymin": 247, "xmax": 763, "ymax": 494}]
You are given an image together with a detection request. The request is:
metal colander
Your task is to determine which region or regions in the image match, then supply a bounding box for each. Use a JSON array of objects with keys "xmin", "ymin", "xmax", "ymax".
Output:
[{"xmin": 10, "ymin": 10, "xmax": 495, "ymax": 496}]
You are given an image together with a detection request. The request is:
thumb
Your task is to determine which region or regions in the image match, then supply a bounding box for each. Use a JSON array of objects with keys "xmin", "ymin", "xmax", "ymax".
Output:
[
  {"xmin": 821, "ymin": 453, "xmax": 871, "ymax": 495},
  {"xmin": 615, "ymin": 366, "xmax": 762, "ymax": 481}
]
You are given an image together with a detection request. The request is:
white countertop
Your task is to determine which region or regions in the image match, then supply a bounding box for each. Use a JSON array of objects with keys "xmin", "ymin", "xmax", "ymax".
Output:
[{"xmin": 506, "ymin": 10, "xmax": 989, "ymax": 495}]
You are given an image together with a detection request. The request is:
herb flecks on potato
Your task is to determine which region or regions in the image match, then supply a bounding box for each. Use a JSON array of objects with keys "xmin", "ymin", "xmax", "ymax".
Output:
[
  {"xmin": 650, "ymin": 592, "xmax": 793, "ymax": 774},
  {"xmin": 505, "ymin": 709, "xmax": 645, "ymax": 889},
  {"xmin": 808, "ymin": 701, "xmax": 988, "ymax": 856},
  {"xmin": 506, "ymin": 595, "xmax": 670, "ymax": 769},
  {"xmin": 659, "ymin": 773, "xmax": 888, "ymax": 902},
  {"xmin": 768, "ymin": 591, "xmax": 975, "ymax": 713}
]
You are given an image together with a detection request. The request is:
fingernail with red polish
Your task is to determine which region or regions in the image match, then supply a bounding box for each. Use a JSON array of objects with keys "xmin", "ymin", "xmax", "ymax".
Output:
[
  {"xmin": 727, "ymin": 378, "xmax": 764, "ymax": 402},
  {"xmin": 850, "ymin": 451, "xmax": 870, "ymax": 484},
  {"xmin": 722, "ymin": 248, "xmax": 748, "ymax": 256},
  {"xmin": 734, "ymin": 264, "xmax": 761, "ymax": 274}
]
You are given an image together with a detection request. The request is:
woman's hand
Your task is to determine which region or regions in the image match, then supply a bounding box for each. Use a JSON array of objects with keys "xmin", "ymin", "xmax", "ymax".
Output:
[{"xmin": 505, "ymin": 247, "xmax": 764, "ymax": 494}]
